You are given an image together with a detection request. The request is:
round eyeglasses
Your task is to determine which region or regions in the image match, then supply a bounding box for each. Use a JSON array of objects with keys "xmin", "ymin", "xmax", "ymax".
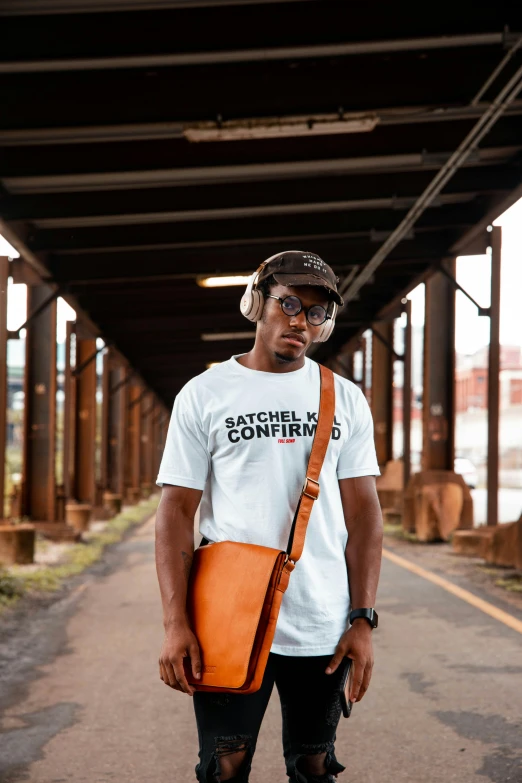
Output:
[{"xmin": 266, "ymin": 294, "xmax": 329, "ymax": 326}]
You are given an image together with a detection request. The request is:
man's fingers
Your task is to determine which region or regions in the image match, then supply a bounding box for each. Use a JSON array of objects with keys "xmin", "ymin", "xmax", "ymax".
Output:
[
  {"xmin": 173, "ymin": 660, "xmax": 195, "ymax": 696},
  {"xmin": 349, "ymin": 658, "xmax": 366, "ymax": 703},
  {"xmin": 160, "ymin": 661, "xmax": 175, "ymax": 688},
  {"xmin": 355, "ymin": 661, "xmax": 373, "ymax": 703},
  {"xmin": 159, "ymin": 660, "xmax": 179, "ymax": 690},
  {"xmin": 189, "ymin": 642, "xmax": 202, "ymax": 681},
  {"xmin": 325, "ymin": 646, "xmax": 346, "ymax": 675}
]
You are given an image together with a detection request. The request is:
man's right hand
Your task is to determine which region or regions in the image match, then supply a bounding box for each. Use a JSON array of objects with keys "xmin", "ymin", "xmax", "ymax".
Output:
[{"xmin": 159, "ymin": 623, "xmax": 202, "ymax": 696}]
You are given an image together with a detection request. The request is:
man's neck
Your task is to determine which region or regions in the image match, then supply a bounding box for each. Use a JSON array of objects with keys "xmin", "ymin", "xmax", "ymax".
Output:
[{"xmin": 236, "ymin": 343, "xmax": 306, "ymax": 374}]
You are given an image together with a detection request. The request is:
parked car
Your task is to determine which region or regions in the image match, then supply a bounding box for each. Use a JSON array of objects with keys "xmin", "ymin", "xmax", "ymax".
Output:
[{"xmin": 454, "ymin": 457, "xmax": 479, "ymax": 489}]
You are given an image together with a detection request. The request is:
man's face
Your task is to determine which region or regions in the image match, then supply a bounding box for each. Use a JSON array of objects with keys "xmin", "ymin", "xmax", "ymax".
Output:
[{"xmin": 257, "ymin": 283, "xmax": 330, "ymax": 364}]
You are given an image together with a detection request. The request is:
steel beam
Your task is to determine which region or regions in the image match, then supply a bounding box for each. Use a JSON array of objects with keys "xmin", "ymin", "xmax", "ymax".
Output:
[
  {"xmin": 0, "ymin": 0, "xmax": 312, "ymax": 12},
  {"xmin": 340, "ymin": 48, "xmax": 522, "ymax": 303},
  {"xmin": 2, "ymin": 102, "xmax": 522, "ymax": 146},
  {"xmin": 30, "ymin": 192, "xmax": 478, "ymax": 230},
  {"xmin": 21, "ymin": 284, "xmax": 57, "ymax": 521},
  {"xmin": 422, "ymin": 263, "xmax": 456, "ymax": 471},
  {"xmin": 371, "ymin": 322, "xmax": 394, "ymax": 467},
  {"xmin": 0, "ymin": 257, "xmax": 8, "ymax": 518},
  {"xmin": 0, "ymin": 0, "xmax": 311, "ymax": 11},
  {"xmin": 402, "ymin": 299, "xmax": 412, "ymax": 488},
  {"xmin": 0, "ymin": 32, "xmax": 507, "ymax": 74},
  {"xmin": 5, "ymin": 149, "xmax": 513, "ymax": 195},
  {"xmin": 487, "ymin": 227, "xmax": 502, "ymax": 526},
  {"xmin": 73, "ymin": 336, "xmax": 97, "ymax": 504}
]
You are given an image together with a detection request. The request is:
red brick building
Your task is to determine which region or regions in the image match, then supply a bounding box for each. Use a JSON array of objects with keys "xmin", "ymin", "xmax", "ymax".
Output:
[{"xmin": 456, "ymin": 345, "xmax": 522, "ymax": 412}]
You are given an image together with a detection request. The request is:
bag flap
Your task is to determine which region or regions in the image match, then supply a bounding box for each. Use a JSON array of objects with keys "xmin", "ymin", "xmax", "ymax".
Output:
[{"xmin": 187, "ymin": 541, "xmax": 283, "ymax": 689}]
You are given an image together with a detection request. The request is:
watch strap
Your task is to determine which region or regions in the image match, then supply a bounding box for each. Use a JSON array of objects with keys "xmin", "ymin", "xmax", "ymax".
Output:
[{"xmin": 349, "ymin": 608, "xmax": 378, "ymax": 629}]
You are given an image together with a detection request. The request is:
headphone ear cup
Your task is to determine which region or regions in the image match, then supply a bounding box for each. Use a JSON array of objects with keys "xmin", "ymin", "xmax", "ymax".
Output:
[
  {"xmin": 249, "ymin": 289, "xmax": 265, "ymax": 322},
  {"xmin": 240, "ymin": 283, "xmax": 265, "ymax": 322},
  {"xmin": 313, "ymin": 303, "xmax": 337, "ymax": 343}
]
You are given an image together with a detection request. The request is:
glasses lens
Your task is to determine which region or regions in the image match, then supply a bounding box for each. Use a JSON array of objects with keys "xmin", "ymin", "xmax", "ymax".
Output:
[
  {"xmin": 307, "ymin": 305, "xmax": 327, "ymax": 325},
  {"xmin": 281, "ymin": 296, "xmax": 301, "ymax": 316}
]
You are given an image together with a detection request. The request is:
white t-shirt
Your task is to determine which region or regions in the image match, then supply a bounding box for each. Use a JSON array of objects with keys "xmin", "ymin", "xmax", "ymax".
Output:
[{"xmin": 157, "ymin": 355, "xmax": 380, "ymax": 656}]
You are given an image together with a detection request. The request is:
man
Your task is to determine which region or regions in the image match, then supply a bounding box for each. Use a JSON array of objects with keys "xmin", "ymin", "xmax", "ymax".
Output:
[{"xmin": 155, "ymin": 251, "xmax": 383, "ymax": 783}]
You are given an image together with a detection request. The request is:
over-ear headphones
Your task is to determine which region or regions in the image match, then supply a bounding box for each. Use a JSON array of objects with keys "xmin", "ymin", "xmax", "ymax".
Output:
[
  {"xmin": 239, "ymin": 253, "xmax": 338, "ymax": 343},
  {"xmin": 313, "ymin": 301, "xmax": 338, "ymax": 343}
]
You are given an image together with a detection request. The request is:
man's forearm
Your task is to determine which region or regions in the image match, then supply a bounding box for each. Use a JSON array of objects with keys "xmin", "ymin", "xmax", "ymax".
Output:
[
  {"xmin": 345, "ymin": 509, "xmax": 383, "ymax": 610},
  {"xmin": 155, "ymin": 492, "xmax": 196, "ymax": 629}
]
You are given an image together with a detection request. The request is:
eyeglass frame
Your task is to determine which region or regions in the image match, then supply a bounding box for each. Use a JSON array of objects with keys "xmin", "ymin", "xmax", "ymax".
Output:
[{"xmin": 266, "ymin": 294, "xmax": 331, "ymax": 326}]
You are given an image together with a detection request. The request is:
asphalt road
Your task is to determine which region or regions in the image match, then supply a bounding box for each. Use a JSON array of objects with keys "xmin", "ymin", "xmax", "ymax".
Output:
[{"xmin": 0, "ymin": 515, "xmax": 521, "ymax": 783}]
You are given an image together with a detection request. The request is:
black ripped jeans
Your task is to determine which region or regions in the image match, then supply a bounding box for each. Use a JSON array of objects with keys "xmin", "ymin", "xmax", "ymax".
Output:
[{"xmin": 193, "ymin": 653, "xmax": 347, "ymax": 782}]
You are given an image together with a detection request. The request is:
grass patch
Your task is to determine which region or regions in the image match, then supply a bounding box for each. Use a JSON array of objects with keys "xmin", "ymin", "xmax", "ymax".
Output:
[
  {"xmin": 495, "ymin": 574, "xmax": 522, "ymax": 593},
  {"xmin": 0, "ymin": 497, "xmax": 158, "ymax": 612},
  {"xmin": 0, "ymin": 568, "xmax": 25, "ymax": 608},
  {"xmin": 383, "ymin": 523, "xmax": 419, "ymax": 544}
]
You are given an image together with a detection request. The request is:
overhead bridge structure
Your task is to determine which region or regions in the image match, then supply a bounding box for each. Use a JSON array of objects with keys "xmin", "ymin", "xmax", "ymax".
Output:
[{"xmin": 0, "ymin": 1, "xmax": 522, "ymax": 543}]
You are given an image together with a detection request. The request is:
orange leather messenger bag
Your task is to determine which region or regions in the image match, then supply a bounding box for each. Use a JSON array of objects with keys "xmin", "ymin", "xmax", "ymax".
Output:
[{"xmin": 185, "ymin": 365, "xmax": 335, "ymax": 694}]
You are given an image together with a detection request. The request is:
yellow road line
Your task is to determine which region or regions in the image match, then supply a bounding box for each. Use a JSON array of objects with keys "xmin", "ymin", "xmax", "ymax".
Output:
[{"xmin": 382, "ymin": 548, "xmax": 522, "ymax": 636}]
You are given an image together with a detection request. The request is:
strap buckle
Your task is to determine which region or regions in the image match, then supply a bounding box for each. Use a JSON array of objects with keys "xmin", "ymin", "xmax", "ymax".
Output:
[{"xmin": 302, "ymin": 476, "xmax": 320, "ymax": 500}]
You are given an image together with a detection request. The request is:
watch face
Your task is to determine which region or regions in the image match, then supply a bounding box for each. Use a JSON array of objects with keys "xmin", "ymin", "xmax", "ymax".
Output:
[{"xmin": 350, "ymin": 608, "xmax": 378, "ymax": 628}]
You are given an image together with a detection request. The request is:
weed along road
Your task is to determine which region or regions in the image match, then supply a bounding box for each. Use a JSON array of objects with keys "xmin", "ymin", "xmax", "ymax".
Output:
[{"xmin": 0, "ymin": 514, "xmax": 521, "ymax": 782}]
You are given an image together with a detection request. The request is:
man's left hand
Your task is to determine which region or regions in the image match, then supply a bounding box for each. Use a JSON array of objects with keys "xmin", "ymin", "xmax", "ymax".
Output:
[{"xmin": 325, "ymin": 620, "xmax": 374, "ymax": 703}]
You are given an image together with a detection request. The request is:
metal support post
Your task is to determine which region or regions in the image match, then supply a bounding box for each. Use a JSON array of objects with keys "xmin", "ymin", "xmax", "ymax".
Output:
[
  {"xmin": 73, "ymin": 337, "xmax": 97, "ymax": 504},
  {"xmin": 402, "ymin": 300, "xmax": 412, "ymax": 488},
  {"xmin": 145, "ymin": 399, "xmax": 156, "ymax": 486},
  {"xmin": 62, "ymin": 320, "xmax": 76, "ymax": 500},
  {"xmin": 119, "ymin": 368, "xmax": 129, "ymax": 498},
  {"xmin": 0, "ymin": 257, "xmax": 8, "ymax": 518},
  {"xmin": 127, "ymin": 383, "xmax": 142, "ymax": 501},
  {"xmin": 487, "ymin": 227, "xmax": 502, "ymax": 526},
  {"xmin": 107, "ymin": 353, "xmax": 127, "ymax": 497},
  {"xmin": 151, "ymin": 403, "xmax": 159, "ymax": 480},
  {"xmin": 422, "ymin": 262, "xmax": 456, "ymax": 471},
  {"xmin": 140, "ymin": 392, "xmax": 153, "ymax": 489},
  {"xmin": 100, "ymin": 350, "xmax": 110, "ymax": 491},
  {"xmin": 21, "ymin": 284, "xmax": 57, "ymax": 521},
  {"xmin": 371, "ymin": 322, "xmax": 394, "ymax": 467},
  {"xmin": 361, "ymin": 336, "xmax": 367, "ymax": 398}
]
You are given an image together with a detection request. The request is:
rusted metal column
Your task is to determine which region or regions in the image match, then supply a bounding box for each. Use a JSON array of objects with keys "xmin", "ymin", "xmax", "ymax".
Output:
[
  {"xmin": 487, "ymin": 227, "xmax": 502, "ymax": 526},
  {"xmin": 422, "ymin": 262, "xmax": 456, "ymax": 471},
  {"xmin": 0, "ymin": 257, "xmax": 8, "ymax": 518},
  {"xmin": 159, "ymin": 407, "xmax": 169, "ymax": 469},
  {"xmin": 140, "ymin": 392, "xmax": 154, "ymax": 490},
  {"xmin": 100, "ymin": 350, "xmax": 110, "ymax": 491},
  {"xmin": 126, "ymin": 383, "xmax": 143, "ymax": 502},
  {"xmin": 150, "ymin": 403, "xmax": 158, "ymax": 480},
  {"xmin": 153, "ymin": 405, "xmax": 164, "ymax": 479},
  {"xmin": 21, "ymin": 284, "xmax": 57, "ymax": 521},
  {"xmin": 361, "ymin": 335, "xmax": 367, "ymax": 398},
  {"xmin": 63, "ymin": 320, "xmax": 76, "ymax": 501},
  {"xmin": 73, "ymin": 334, "xmax": 97, "ymax": 505},
  {"xmin": 346, "ymin": 352, "xmax": 355, "ymax": 385},
  {"xmin": 371, "ymin": 322, "xmax": 394, "ymax": 467},
  {"xmin": 403, "ymin": 299, "xmax": 412, "ymax": 488},
  {"xmin": 107, "ymin": 352, "xmax": 127, "ymax": 497}
]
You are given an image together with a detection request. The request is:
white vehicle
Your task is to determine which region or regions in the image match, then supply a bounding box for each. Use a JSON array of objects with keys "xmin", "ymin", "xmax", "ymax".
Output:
[{"xmin": 454, "ymin": 457, "xmax": 479, "ymax": 489}]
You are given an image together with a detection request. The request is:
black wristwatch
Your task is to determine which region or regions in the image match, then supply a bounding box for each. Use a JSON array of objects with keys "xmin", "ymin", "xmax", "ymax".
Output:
[{"xmin": 349, "ymin": 608, "xmax": 378, "ymax": 629}]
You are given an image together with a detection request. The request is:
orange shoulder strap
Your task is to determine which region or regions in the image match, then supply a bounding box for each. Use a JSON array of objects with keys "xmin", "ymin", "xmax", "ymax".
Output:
[{"xmin": 286, "ymin": 364, "xmax": 335, "ymax": 564}]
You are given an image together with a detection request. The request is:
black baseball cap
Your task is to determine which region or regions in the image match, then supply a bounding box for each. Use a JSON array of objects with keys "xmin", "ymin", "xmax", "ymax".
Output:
[{"xmin": 257, "ymin": 250, "xmax": 344, "ymax": 307}]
